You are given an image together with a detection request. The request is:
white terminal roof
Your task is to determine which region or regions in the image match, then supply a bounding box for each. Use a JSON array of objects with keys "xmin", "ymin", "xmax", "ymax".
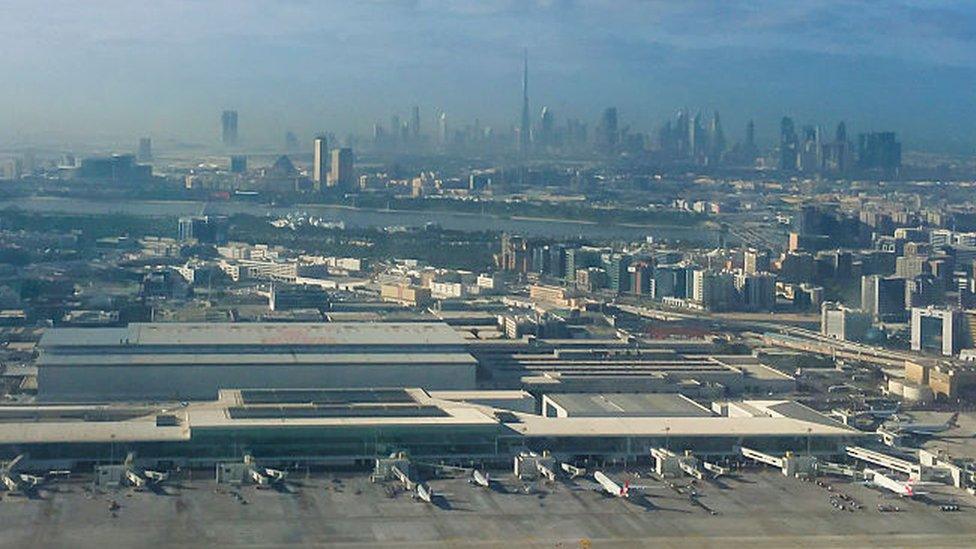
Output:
[
  {"xmin": 0, "ymin": 393, "xmax": 859, "ymax": 445},
  {"xmin": 508, "ymin": 400, "xmax": 855, "ymax": 437}
]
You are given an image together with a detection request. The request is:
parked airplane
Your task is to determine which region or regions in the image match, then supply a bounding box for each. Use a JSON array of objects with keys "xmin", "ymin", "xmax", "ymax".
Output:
[
  {"xmin": 594, "ymin": 471, "xmax": 629, "ymax": 498},
  {"xmin": 881, "ymin": 412, "xmax": 958, "ymax": 437},
  {"xmin": 862, "ymin": 468, "xmax": 930, "ymax": 498},
  {"xmin": 0, "ymin": 454, "xmax": 69, "ymax": 495}
]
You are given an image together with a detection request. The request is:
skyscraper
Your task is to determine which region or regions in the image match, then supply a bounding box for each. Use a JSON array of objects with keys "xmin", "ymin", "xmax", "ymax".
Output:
[
  {"xmin": 328, "ymin": 148, "xmax": 355, "ymax": 191},
  {"xmin": 518, "ymin": 49, "xmax": 531, "ymax": 157},
  {"xmin": 312, "ymin": 136, "xmax": 329, "ymax": 188},
  {"xmin": 857, "ymin": 132, "xmax": 901, "ymax": 176},
  {"xmin": 411, "ymin": 106, "xmax": 421, "ymax": 141},
  {"xmin": 779, "ymin": 116, "xmax": 798, "ymax": 171},
  {"xmin": 597, "ymin": 107, "xmax": 618, "ymax": 154},
  {"xmin": 539, "ymin": 106, "xmax": 554, "ymax": 150},
  {"xmin": 221, "ymin": 110, "xmax": 239, "ymax": 147},
  {"xmin": 285, "ymin": 131, "xmax": 299, "ymax": 152},
  {"xmin": 137, "ymin": 137, "xmax": 152, "ymax": 162},
  {"xmin": 437, "ymin": 112, "xmax": 448, "ymax": 149}
]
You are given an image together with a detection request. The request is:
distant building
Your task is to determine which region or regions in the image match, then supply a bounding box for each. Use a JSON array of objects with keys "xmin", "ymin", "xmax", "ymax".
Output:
[
  {"xmin": 529, "ymin": 285, "xmax": 579, "ymax": 308},
  {"xmin": 221, "ymin": 110, "xmax": 239, "ymax": 146},
  {"xmin": 857, "ymin": 132, "xmax": 901, "ymax": 176},
  {"xmin": 74, "ymin": 154, "xmax": 151, "ymax": 183},
  {"xmin": 743, "ymin": 249, "xmax": 771, "ymax": 275},
  {"xmin": 735, "ymin": 272, "xmax": 777, "ymax": 311},
  {"xmin": 229, "ymin": 155, "xmax": 247, "ymax": 174},
  {"xmin": 911, "ymin": 307, "xmax": 967, "ymax": 356},
  {"xmin": 628, "ymin": 261, "xmax": 654, "ymax": 295},
  {"xmin": 328, "ymin": 148, "xmax": 355, "ymax": 190},
  {"xmin": 821, "ymin": 302, "xmax": 871, "ymax": 342},
  {"xmin": 312, "ymin": 136, "xmax": 329, "ymax": 188},
  {"xmin": 860, "ymin": 275, "xmax": 907, "ymax": 322},
  {"xmin": 269, "ymin": 283, "xmax": 330, "ymax": 311},
  {"xmin": 137, "ymin": 137, "xmax": 152, "ymax": 162},
  {"xmin": 178, "ymin": 216, "xmax": 227, "ymax": 244},
  {"xmin": 380, "ymin": 284, "xmax": 432, "ymax": 307}
]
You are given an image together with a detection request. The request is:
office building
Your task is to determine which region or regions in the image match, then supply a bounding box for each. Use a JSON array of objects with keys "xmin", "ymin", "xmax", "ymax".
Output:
[
  {"xmin": 605, "ymin": 254, "xmax": 632, "ymax": 294},
  {"xmin": 221, "ymin": 110, "xmax": 239, "ymax": 146},
  {"xmin": 628, "ymin": 261, "xmax": 654, "ymax": 295},
  {"xmin": 229, "ymin": 155, "xmax": 247, "ymax": 174},
  {"xmin": 137, "ymin": 137, "xmax": 152, "ymax": 162},
  {"xmin": 821, "ymin": 302, "xmax": 872, "ymax": 342},
  {"xmin": 857, "ymin": 132, "xmax": 901, "ymax": 175},
  {"xmin": 518, "ymin": 49, "xmax": 531, "ymax": 156},
  {"xmin": 178, "ymin": 215, "xmax": 227, "ymax": 244},
  {"xmin": 74, "ymin": 154, "xmax": 151, "ymax": 183},
  {"xmin": 743, "ymin": 249, "xmax": 771, "ymax": 275},
  {"xmin": 735, "ymin": 272, "xmax": 777, "ymax": 311},
  {"xmin": 861, "ymin": 275, "xmax": 907, "ymax": 322},
  {"xmin": 911, "ymin": 307, "xmax": 968, "ymax": 356},
  {"xmin": 328, "ymin": 148, "xmax": 355, "ymax": 190},
  {"xmin": 312, "ymin": 136, "xmax": 328, "ymax": 188}
]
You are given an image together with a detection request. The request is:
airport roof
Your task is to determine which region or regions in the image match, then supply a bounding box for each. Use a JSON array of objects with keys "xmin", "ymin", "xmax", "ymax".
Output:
[
  {"xmin": 0, "ymin": 392, "xmax": 860, "ymax": 445},
  {"xmin": 39, "ymin": 322, "xmax": 465, "ymax": 349},
  {"xmin": 39, "ymin": 352, "xmax": 477, "ymax": 367},
  {"xmin": 544, "ymin": 393, "xmax": 713, "ymax": 418}
]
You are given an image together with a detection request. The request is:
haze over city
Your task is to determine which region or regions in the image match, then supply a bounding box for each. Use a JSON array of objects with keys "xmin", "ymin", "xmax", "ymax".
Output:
[
  {"xmin": 1, "ymin": 0, "xmax": 975, "ymax": 152},
  {"xmin": 3, "ymin": 2, "xmax": 976, "ymax": 548}
]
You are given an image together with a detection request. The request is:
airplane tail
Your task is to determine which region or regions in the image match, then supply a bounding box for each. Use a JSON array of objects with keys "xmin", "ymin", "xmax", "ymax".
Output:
[
  {"xmin": 948, "ymin": 412, "xmax": 960, "ymax": 428},
  {"xmin": 622, "ymin": 481, "xmax": 629, "ymax": 497}
]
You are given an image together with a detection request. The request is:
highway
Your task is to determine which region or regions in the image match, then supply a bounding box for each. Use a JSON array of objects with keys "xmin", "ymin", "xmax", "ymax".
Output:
[{"xmin": 615, "ymin": 302, "xmax": 932, "ymax": 369}]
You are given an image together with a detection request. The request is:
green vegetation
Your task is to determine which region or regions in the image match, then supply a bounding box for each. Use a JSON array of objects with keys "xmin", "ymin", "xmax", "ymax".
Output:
[{"xmin": 0, "ymin": 207, "xmax": 178, "ymax": 241}]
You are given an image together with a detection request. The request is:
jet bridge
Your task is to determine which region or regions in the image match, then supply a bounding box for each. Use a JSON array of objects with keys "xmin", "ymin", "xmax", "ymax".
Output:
[
  {"xmin": 653, "ymin": 449, "xmax": 728, "ymax": 480},
  {"xmin": 845, "ymin": 446, "xmax": 920, "ymax": 480},
  {"xmin": 740, "ymin": 447, "xmax": 816, "ymax": 477},
  {"xmin": 514, "ymin": 451, "xmax": 556, "ymax": 481}
]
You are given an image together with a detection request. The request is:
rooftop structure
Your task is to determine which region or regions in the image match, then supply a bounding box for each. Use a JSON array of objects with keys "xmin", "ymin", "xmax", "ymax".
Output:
[{"xmin": 0, "ymin": 389, "xmax": 865, "ymax": 466}]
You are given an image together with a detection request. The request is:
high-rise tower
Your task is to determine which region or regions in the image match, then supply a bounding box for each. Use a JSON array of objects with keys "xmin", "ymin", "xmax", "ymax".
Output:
[
  {"xmin": 221, "ymin": 110, "xmax": 238, "ymax": 147},
  {"xmin": 518, "ymin": 49, "xmax": 530, "ymax": 156},
  {"xmin": 312, "ymin": 135, "xmax": 329, "ymax": 188}
]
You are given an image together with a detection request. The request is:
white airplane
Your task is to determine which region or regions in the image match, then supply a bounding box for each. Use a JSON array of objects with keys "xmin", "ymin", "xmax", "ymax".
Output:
[
  {"xmin": 594, "ymin": 471, "xmax": 629, "ymax": 498},
  {"xmin": 881, "ymin": 412, "xmax": 959, "ymax": 437},
  {"xmin": 123, "ymin": 452, "xmax": 169, "ymax": 489},
  {"xmin": 0, "ymin": 455, "xmax": 69, "ymax": 495},
  {"xmin": 471, "ymin": 469, "xmax": 491, "ymax": 488},
  {"xmin": 862, "ymin": 468, "xmax": 930, "ymax": 498}
]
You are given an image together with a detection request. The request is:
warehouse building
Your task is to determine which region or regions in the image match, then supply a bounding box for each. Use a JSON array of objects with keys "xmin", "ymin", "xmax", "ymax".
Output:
[{"xmin": 37, "ymin": 322, "xmax": 476, "ymax": 401}]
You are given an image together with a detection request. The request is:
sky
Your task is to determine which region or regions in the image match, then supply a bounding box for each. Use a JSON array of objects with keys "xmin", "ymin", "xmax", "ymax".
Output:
[{"xmin": 1, "ymin": 0, "xmax": 974, "ymax": 153}]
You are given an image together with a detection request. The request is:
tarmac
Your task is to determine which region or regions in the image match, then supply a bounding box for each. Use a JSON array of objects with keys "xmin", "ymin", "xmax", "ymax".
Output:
[{"xmin": 0, "ymin": 467, "xmax": 975, "ymax": 548}]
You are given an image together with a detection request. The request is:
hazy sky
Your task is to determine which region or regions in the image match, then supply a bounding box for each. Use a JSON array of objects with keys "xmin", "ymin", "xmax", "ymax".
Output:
[{"xmin": 2, "ymin": 0, "xmax": 974, "ymax": 153}]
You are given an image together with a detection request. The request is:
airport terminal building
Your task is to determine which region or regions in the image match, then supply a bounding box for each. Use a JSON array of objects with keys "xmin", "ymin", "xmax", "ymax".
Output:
[
  {"xmin": 36, "ymin": 322, "xmax": 477, "ymax": 401},
  {"xmin": 0, "ymin": 389, "xmax": 868, "ymax": 468}
]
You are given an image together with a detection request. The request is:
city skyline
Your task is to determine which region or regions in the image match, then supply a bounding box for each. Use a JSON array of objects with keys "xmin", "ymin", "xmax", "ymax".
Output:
[{"xmin": 0, "ymin": 1, "xmax": 974, "ymax": 153}]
